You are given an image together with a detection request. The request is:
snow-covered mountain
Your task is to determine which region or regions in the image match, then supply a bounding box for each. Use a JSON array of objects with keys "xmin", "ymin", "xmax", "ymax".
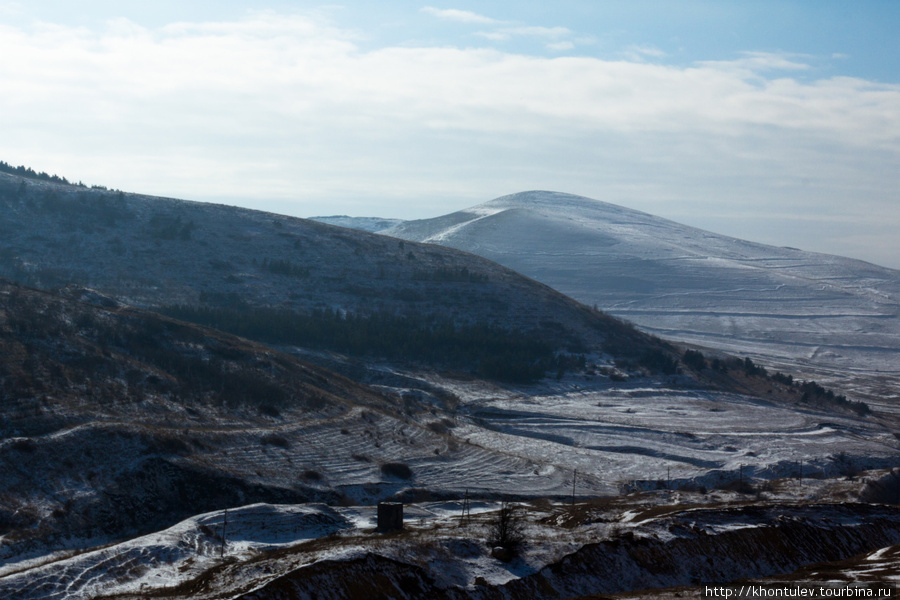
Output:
[
  {"xmin": 386, "ymin": 191, "xmax": 900, "ymax": 405},
  {"xmin": 309, "ymin": 215, "xmax": 404, "ymax": 233}
]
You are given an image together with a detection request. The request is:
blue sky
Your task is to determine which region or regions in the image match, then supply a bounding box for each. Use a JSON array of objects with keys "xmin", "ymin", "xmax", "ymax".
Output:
[{"xmin": 1, "ymin": 1, "xmax": 899, "ymax": 267}]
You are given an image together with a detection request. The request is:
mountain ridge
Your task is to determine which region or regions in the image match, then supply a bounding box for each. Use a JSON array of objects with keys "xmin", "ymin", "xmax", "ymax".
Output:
[{"xmin": 0, "ymin": 173, "xmax": 684, "ymax": 384}]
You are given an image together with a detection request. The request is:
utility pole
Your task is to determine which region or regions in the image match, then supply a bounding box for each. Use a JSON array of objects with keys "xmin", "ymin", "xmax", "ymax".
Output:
[
  {"xmin": 798, "ymin": 460, "xmax": 802, "ymax": 488},
  {"xmin": 739, "ymin": 464, "xmax": 743, "ymax": 489},
  {"xmin": 460, "ymin": 489, "xmax": 471, "ymax": 525},
  {"xmin": 572, "ymin": 469, "xmax": 577, "ymax": 506},
  {"xmin": 667, "ymin": 466, "xmax": 671, "ymax": 490},
  {"xmin": 220, "ymin": 509, "xmax": 228, "ymax": 558}
]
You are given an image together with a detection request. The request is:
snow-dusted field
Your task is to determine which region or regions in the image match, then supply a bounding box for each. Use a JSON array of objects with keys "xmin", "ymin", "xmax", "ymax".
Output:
[{"xmin": 421, "ymin": 372, "xmax": 900, "ymax": 495}]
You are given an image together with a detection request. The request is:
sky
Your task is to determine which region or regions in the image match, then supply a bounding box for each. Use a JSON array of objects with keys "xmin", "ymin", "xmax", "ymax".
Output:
[{"xmin": 1, "ymin": 1, "xmax": 899, "ymax": 268}]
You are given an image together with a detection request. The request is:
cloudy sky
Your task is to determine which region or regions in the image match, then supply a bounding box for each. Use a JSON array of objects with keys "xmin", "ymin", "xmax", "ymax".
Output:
[{"xmin": 2, "ymin": 1, "xmax": 899, "ymax": 267}]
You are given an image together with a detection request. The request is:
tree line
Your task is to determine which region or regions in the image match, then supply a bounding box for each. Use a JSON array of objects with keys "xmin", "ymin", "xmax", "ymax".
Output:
[
  {"xmin": 0, "ymin": 160, "xmax": 79, "ymax": 186},
  {"xmin": 680, "ymin": 349, "xmax": 871, "ymax": 416}
]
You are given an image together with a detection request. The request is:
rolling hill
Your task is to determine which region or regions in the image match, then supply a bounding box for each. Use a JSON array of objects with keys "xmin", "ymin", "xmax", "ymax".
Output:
[{"xmin": 385, "ymin": 191, "xmax": 900, "ymax": 406}]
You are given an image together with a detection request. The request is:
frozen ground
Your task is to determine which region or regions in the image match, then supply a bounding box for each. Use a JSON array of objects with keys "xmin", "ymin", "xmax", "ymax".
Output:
[{"xmin": 386, "ymin": 191, "xmax": 900, "ymax": 406}]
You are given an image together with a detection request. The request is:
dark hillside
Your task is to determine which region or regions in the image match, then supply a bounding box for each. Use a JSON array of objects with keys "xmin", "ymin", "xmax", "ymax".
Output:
[
  {"xmin": 0, "ymin": 279, "xmax": 391, "ymax": 552},
  {"xmin": 0, "ymin": 172, "xmax": 674, "ymax": 380}
]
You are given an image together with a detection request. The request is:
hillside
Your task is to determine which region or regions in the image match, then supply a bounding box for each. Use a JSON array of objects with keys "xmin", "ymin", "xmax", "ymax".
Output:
[
  {"xmin": 0, "ymin": 280, "xmax": 374, "ymax": 552},
  {"xmin": 3, "ymin": 276, "xmax": 898, "ymax": 596},
  {"xmin": 0, "ymin": 279, "xmax": 598, "ymax": 569},
  {"xmin": 11, "ymin": 275, "xmax": 893, "ymax": 584},
  {"xmin": 0, "ymin": 175, "xmax": 676, "ymax": 382},
  {"xmin": 385, "ymin": 191, "xmax": 900, "ymax": 405}
]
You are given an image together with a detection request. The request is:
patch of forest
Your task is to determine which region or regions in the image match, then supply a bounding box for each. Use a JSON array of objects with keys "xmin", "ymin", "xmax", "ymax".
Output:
[{"xmin": 160, "ymin": 304, "xmax": 590, "ymax": 383}]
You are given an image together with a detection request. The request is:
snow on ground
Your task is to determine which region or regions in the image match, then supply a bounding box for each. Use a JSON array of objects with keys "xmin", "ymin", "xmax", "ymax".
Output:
[
  {"xmin": 850, "ymin": 545, "xmax": 900, "ymax": 584},
  {"xmin": 0, "ymin": 504, "xmax": 351, "ymax": 600},
  {"xmin": 6, "ymin": 483, "xmax": 897, "ymax": 599},
  {"xmin": 0, "ymin": 500, "xmax": 518, "ymax": 599},
  {"xmin": 415, "ymin": 370, "xmax": 900, "ymax": 496}
]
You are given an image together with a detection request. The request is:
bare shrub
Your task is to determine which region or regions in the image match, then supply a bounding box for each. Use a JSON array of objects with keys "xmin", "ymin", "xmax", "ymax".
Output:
[
  {"xmin": 260, "ymin": 434, "xmax": 290, "ymax": 449},
  {"xmin": 10, "ymin": 438, "xmax": 37, "ymax": 453},
  {"xmin": 150, "ymin": 435, "xmax": 190, "ymax": 455},
  {"xmin": 487, "ymin": 501, "xmax": 525, "ymax": 554},
  {"xmin": 678, "ymin": 482, "xmax": 707, "ymax": 494},
  {"xmin": 427, "ymin": 421, "xmax": 449, "ymax": 434},
  {"xmin": 302, "ymin": 469, "xmax": 322, "ymax": 481},
  {"xmin": 716, "ymin": 479, "xmax": 755, "ymax": 494},
  {"xmin": 258, "ymin": 403, "xmax": 280, "ymax": 418},
  {"xmin": 381, "ymin": 462, "xmax": 413, "ymax": 480}
]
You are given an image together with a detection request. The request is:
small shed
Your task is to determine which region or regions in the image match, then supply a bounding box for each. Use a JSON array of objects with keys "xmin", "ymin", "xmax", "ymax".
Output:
[{"xmin": 377, "ymin": 502, "xmax": 403, "ymax": 532}]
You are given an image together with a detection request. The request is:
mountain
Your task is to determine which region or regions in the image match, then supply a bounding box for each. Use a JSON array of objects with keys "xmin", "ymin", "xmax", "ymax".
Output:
[
  {"xmin": 385, "ymin": 191, "xmax": 900, "ymax": 406},
  {"xmin": 0, "ymin": 174, "xmax": 673, "ymax": 382},
  {"xmin": 309, "ymin": 215, "xmax": 404, "ymax": 233}
]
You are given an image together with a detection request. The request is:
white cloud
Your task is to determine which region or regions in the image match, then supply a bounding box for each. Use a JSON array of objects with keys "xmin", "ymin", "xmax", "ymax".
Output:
[
  {"xmin": 698, "ymin": 51, "xmax": 812, "ymax": 78},
  {"xmin": 0, "ymin": 13, "xmax": 898, "ymax": 266},
  {"xmin": 420, "ymin": 7, "xmax": 499, "ymax": 25},
  {"xmin": 422, "ymin": 9, "xmax": 576, "ymax": 52},
  {"xmin": 497, "ymin": 26, "xmax": 571, "ymax": 38},
  {"xmin": 476, "ymin": 25, "xmax": 572, "ymax": 42},
  {"xmin": 621, "ymin": 45, "xmax": 666, "ymax": 61},
  {"xmin": 546, "ymin": 41, "xmax": 574, "ymax": 52}
]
